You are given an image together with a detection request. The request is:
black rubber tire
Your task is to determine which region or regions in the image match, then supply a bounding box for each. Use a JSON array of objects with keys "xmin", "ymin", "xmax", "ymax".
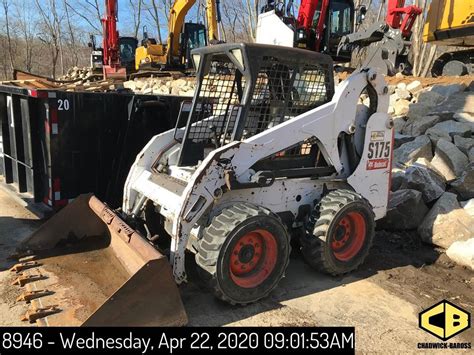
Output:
[
  {"xmin": 300, "ymin": 189, "xmax": 375, "ymax": 275},
  {"xmin": 195, "ymin": 203, "xmax": 291, "ymax": 305}
]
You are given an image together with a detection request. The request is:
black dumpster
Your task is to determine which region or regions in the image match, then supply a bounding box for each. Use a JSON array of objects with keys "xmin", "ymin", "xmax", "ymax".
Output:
[{"xmin": 0, "ymin": 86, "xmax": 186, "ymax": 210}]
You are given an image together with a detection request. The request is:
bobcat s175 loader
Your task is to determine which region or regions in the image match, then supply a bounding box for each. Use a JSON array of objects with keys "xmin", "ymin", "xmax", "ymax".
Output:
[{"xmin": 11, "ymin": 43, "xmax": 392, "ymax": 325}]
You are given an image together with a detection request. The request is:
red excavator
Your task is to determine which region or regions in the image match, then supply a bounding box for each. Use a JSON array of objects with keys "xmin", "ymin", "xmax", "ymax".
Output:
[
  {"xmin": 257, "ymin": 0, "xmax": 358, "ymax": 62},
  {"xmin": 91, "ymin": 0, "xmax": 138, "ymax": 79}
]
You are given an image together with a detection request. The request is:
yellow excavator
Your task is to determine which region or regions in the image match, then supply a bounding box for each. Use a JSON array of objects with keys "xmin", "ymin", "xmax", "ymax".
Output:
[
  {"xmin": 423, "ymin": 0, "xmax": 474, "ymax": 76},
  {"xmin": 135, "ymin": 0, "xmax": 221, "ymax": 71}
]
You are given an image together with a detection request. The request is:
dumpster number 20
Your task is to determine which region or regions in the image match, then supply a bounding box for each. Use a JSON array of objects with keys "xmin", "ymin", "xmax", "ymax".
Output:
[{"xmin": 57, "ymin": 99, "xmax": 70, "ymax": 111}]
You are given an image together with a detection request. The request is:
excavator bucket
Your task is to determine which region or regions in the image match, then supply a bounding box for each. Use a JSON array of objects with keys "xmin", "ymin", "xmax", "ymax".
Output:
[{"xmin": 10, "ymin": 194, "xmax": 187, "ymax": 326}]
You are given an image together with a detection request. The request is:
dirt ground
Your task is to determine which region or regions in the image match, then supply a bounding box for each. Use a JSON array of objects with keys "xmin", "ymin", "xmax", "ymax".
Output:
[{"xmin": 0, "ymin": 187, "xmax": 473, "ymax": 353}]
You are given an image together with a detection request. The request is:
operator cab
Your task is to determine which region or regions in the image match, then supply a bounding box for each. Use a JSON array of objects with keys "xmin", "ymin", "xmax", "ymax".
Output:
[
  {"xmin": 119, "ymin": 36, "xmax": 139, "ymax": 72},
  {"xmin": 165, "ymin": 43, "xmax": 335, "ymax": 169},
  {"xmin": 297, "ymin": 0, "xmax": 354, "ymax": 62},
  {"xmin": 180, "ymin": 23, "xmax": 208, "ymax": 69},
  {"xmin": 326, "ymin": 0, "xmax": 354, "ymax": 60}
]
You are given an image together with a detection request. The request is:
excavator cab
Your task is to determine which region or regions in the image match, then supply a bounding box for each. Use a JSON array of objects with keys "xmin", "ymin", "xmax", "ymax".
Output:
[
  {"xmin": 119, "ymin": 36, "xmax": 139, "ymax": 72},
  {"xmin": 325, "ymin": 0, "xmax": 354, "ymax": 60},
  {"xmin": 180, "ymin": 23, "xmax": 208, "ymax": 68},
  {"xmin": 302, "ymin": 0, "xmax": 354, "ymax": 61}
]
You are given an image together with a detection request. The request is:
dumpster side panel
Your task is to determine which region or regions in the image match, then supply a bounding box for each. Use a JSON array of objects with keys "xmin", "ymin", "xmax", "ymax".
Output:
[{"xmin": 0, "ymin": 87, "xmax": 185, "ymax": 210}]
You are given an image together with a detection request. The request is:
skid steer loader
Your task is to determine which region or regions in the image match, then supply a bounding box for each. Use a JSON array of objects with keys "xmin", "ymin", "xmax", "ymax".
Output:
[{"xmin": 11, "ymin": 43, "xmax": 392, "ymax": 325}]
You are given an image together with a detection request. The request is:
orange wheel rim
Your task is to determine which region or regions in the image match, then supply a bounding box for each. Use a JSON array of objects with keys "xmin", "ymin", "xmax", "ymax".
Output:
[
  {"xmin": 331, "ymin": 211, "xmax": 366, "ymax": 262},
  {"xmin": 229, "ymin": 229, "xmax": 278, "ymax": 288}
]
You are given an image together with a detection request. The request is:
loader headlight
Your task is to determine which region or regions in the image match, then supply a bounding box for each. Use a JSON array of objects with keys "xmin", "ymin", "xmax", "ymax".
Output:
[{"xmin": 192, "ymin": 54, "xmax": 201, "ymax": 69}]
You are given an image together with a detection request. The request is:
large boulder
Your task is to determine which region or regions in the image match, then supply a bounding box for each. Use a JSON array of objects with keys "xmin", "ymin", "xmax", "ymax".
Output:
[
  {"xmin": 394, "ymin": 99, "xmax": 410, "ymax": 116},
  {"xmin": 393, "ymin": 117, "xmax": 407, "ymax": 134},
  {"xmin": 416, "ymin": 91, "xmax": 445, "ymax": 106},
  {"xmin": 394, "ymin": 133, "xmax": 415, "ymax": 149},
  {"xmin": 462, "ymin": 199, "xmax": 474, "ymax": 217},
  {"xmin": 378, "ymin": 189, "xmax": 429, "ymax": 230},
  {"xmin": 406, "ymin": 80, "xmax": 422, "ymax": 95},
  {"xmin": 406, "ymin": 102, "xmax": 431, "ymax": 120},
  {"xmin": 454, "ymin": 111, "xmax": 474, "ymax": 131},
  {"xmin": 391, "ymin": 168, "xmax": 407, "ymax": 191},
  {"xmin": 395, "ymin": 88, "xmax": 411, "ymax": 101},
  {"xmin": 469, "ymin": 147, "xmax": 474, "ymax": 163},
  {"xmin": 393, "ymin": 135, "xmax": 433, "ymax": 165},
  {"xmin": 425, "ymin": 120, "xmax": 471, "ymax": 145},
  {"xmin": 402, "ymin": 115, "xmax": 441, "ymax": 136},
  {"xmin": 430, "ymin": 92, "xmax": 474, "ymax": 121},
  {"xmin": 418, "ymin": 192, "xmax": 474, "ymax": 249},
  {"xmin": 453, "ymin": 136, "xmax": 474, "ymax": 155},
  {"xmin": 446, "ymin": 238, "xmax": 474, "ymax": 270},
  {"xmin": 404, "ymin": 164, "xmax": 445, "ymax": 203},
  {"xmin": 450, "ymin": 164, "xmax": 474, "ymax": 200},
  {"xmin": 430, "ymin": 83, "xmax": 467, "ymax": 98},
  {"xmin": 397, "ymin": 82, "xmax": 407, "ymax": 91},
  {"xmin": 431, "ymin": 140, "xmax": 469, "ymax": 181},
  {"xmin": 389, "ymin": 93, "xmax": 398, "ymax": 107}
]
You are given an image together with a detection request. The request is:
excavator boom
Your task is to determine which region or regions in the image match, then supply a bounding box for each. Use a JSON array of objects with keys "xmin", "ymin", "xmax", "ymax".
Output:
[{"xmin": 135, "ymin": 0, "xmax": 219, "ymax": 71}]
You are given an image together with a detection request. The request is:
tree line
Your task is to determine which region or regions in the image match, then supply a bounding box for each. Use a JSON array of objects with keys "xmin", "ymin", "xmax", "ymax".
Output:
[{"xmin": 0, "ymin": 0, "xmax": 435, "ymax": 80}]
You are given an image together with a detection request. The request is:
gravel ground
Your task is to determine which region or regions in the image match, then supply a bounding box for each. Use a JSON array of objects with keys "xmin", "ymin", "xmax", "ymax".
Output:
[{"xmin": 0, "ymin": 187, "xmax": 472, "ymax": 353}]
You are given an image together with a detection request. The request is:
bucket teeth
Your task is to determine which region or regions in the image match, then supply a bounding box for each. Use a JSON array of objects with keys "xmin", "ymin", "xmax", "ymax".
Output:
[
  {"xmin": 11, "ymin": 273, "xmax": 46, "ymax": 287},
  {"xmin": 9, "ymin": 261, "xmax": 40, "ymax": 273},
  {"xmin": 21, "ymin": 305, "xmax": 61, "ymax": 323},
  {"xmin": 19, "ymin": 255, "xmax": 37, "ymax": 262},
  {"xmin": 16, "ymin": 290, "xmax": 53, "ymax": 303},
  {"xmin": 8, "ymin": 250, "xmax": 34, "ymax": 260}
]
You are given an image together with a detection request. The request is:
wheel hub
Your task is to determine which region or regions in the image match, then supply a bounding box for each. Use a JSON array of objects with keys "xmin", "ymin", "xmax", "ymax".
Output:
[
  {"xmin": 229, "ymin": 229, "xmax": 278, "ymax": 289},
  {"xmin": 331, "ymin": 212, "xmax": 366, "ymax": 262},
  {"xmin": 238, "ymin": 245, "xmax": 255, "ymax": 264}
]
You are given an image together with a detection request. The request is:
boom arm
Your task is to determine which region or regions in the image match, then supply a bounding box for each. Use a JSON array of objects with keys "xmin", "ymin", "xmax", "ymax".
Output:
[
  {"xmin": 167, "ymin": 0, "xmax": 197, "ymax": 60},
  {"xmin": 386, "ymin": 0, "xmax": 422, "ymax": 38},
  {"xmin": 296, "ymin": 0, "xmax": 330, "ymax": 52},
  {"xmin": 207, "ymin": 0, "xmax": 219, "ymax": 41},
  {"xmin": 167, "ymin": 0, "xmax": 219, "ymax": 60},
  {"xmin": 101, "ymin": 0, "xmax": 120, "ymax": 67}
]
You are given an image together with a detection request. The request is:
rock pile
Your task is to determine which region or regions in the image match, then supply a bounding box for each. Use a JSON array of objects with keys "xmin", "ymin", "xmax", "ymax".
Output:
[
  {"xmin": 381, "ymin": 77, "xmax": 474, "ymax": 270},
  {"xmin": 59, "ymin": 66, "xmax": 95, "ymax": 81},
  {"xmin": 123, "ymin": 77, "xmax": 196, "ymax": 96}
]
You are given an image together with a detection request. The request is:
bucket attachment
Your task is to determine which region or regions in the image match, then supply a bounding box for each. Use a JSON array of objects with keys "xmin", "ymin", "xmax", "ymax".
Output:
[{"xmin": 12, "ymin": 194, "xmax": 187, "ymax": 326}]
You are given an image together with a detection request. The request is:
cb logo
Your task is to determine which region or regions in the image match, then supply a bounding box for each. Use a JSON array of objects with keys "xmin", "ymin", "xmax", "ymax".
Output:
[{"xmin": 419, "ymin": 300, "xmax": 470, "ymax": 341}]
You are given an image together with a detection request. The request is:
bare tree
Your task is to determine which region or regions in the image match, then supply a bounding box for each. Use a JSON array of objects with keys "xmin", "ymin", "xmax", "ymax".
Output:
[
  {"xmin": 145, "ymin": 0, "xmax": 163, "ymax": 43},
  {"xmin": 160, "ymin": 0, "xmax": 173, "ymax": 23},
  {"xmin": 65, "ymin": 0, "xmax": 102, "ymax": 34},
  {"xmin": 245, "ymin": 0, "xmax": 257, "ymax": 41},
  {"xmin": 2, "ymin": 0, "xmax": 16, "ymax": 78},
  {"xmin": 35, "ymin": 0, "xmax": 63, "ymax": 78},
  {"xmin": 129, "ymin": 0, "xmax": 144, "ymax": 39},
  {"xmin": 14, "ymin": 0, "xmax": 36, "ymax": 72},
  {"xmin": 64, "ymin": 0, "xmax": 79, "ymax": 66}
]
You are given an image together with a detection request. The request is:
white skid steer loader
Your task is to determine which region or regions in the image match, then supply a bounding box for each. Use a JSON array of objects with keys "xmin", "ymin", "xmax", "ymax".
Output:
[{"xmin": 13, "ymin": 43, "xmax": 392, "ymax": 325}]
